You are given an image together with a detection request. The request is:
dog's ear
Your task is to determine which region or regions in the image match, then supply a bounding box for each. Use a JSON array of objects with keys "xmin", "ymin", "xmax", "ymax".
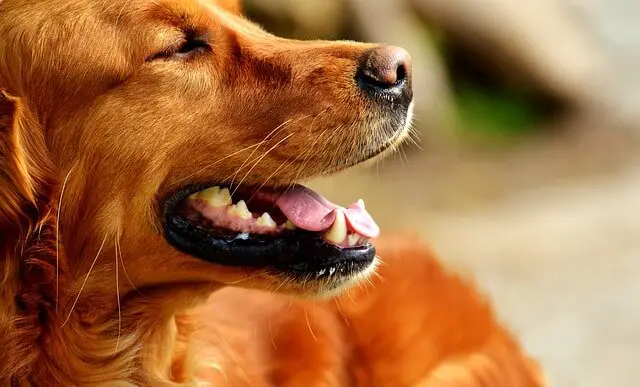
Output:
[
  {"xmin": 217, "ymin": 0, "xmax": 243, "ymax": 15},
  {"xmin": 0, "ymin": 92, "xmax": 61, "ymax": 369},
  {"xmin": 0, "ymin": 91, "xmax": 28, "ymax": 235},
  {"xmin": 0, "ymin": 91, "xmax": 54, "ymax": 237}
]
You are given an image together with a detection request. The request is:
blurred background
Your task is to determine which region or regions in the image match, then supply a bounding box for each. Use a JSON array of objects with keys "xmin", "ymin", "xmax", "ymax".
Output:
[{"xmin": 243, "ymin": 1, "xmax": 640, "ymax": 386}]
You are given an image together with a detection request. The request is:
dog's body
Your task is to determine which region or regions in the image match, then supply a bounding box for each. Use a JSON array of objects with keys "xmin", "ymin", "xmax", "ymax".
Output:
[
  {"xmin": 175, "ymin": 235, "xmax": 544, "ymax": 387},
  {"xmin": 0, "ymin": 0, "xmax": 544, "ymax": 385}
]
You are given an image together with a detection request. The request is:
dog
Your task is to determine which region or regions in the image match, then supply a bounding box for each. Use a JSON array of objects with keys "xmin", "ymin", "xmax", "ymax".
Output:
[{"xmin": 0, "ymin": 0, "xmax": 545, "ymax": 385}]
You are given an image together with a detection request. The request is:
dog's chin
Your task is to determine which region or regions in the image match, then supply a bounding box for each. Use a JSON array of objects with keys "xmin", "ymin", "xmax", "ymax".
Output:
[
  {"xmin": 160, "ymin": 113, "xmax": 411, "ymax": 295},
  {"xmin": 264, "ymin": 256, "xmax": 379, "ymax": 300}
]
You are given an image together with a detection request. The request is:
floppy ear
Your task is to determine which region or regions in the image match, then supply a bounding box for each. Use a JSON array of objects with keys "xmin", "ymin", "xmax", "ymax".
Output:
[
  {"xmin": 0, "ymin": 91, "xmax": 62, "ymax": 379},
  {"xmin": 217, "ymin": 0, "xmax": 243, "ymax": 15},
  {"xmin": 0, "ymin": 91, "xmax": 55, "ymax": 242},
  {"xmin": 0, "ymin": 91, "xmax": 29, "ymax": 235}
]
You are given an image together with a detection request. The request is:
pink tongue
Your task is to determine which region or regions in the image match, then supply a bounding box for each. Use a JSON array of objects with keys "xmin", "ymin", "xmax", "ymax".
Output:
[{"xmin": 276, "ymin": 185, "xmax": 380, "ymax": 238}]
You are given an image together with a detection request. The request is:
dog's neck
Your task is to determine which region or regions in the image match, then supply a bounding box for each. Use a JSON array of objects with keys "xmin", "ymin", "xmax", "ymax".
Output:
[
  {"xmin": 49, "ymin": 272, "xmax": 220, "ymax": 386},
  {"xmin": 1, "ymin": 224, "xmax": 213, "ymax": 386}
]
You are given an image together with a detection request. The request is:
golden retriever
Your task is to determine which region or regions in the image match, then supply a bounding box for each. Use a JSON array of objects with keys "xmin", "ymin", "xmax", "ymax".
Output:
[{"xmin": 0, "ymin": 0, "xmax": 545, "ymax": 385}]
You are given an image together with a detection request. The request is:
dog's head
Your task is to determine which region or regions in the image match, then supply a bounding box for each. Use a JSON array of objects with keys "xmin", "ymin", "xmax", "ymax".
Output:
[{"xmin": 0, "ymin": 0, "xmax": 413, "ymax": 306}]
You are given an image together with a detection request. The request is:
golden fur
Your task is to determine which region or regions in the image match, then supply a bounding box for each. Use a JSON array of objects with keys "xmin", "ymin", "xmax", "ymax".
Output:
[{"xmin": 0, "ymin": 0, "xmax": 545, "ymax": 385}]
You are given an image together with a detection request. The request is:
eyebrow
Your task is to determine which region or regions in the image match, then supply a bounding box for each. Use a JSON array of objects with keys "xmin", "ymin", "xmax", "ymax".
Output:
[{"xmin": 133, "ymin": 0, "xmax": 213, "ymax": 31}]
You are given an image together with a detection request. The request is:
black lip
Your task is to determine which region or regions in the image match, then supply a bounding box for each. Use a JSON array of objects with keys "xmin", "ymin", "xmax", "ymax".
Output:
[{"xmin": 162, "ymin": 185, "xmax": 376, "ymax": 276}]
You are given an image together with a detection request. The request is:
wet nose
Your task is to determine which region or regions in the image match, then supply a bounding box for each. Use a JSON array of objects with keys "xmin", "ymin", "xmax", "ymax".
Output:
[{"xmin": 356, "ymin": 46, "xmax": 412, "ymax": 100}]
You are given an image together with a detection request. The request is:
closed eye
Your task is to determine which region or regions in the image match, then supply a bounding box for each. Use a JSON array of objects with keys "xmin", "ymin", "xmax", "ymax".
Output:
[{"xmin": 148, "ymin": 30, "xmax": 211, "ymax": 61}]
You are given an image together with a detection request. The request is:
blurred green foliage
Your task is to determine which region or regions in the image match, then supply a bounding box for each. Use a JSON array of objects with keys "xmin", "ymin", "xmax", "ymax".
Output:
[
  {"xmin": 431, "ymin": 27, "xmax": 556, "ymax": 139},
  {"xmin": 454, "ymin": 87, "xmax": 548, "ymax": 137}
]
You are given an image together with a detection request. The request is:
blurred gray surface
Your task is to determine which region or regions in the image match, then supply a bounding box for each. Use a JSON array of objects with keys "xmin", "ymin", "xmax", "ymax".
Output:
[
  {"xmin": 427, "ymin": 166, "xmax": 640, "ymax": 387},
  {"xmin": 564, "ymin": 0, "xmax": 640, "ymax": 123}
]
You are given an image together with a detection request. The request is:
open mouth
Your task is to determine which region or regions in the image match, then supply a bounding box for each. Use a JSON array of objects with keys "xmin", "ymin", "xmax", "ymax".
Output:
[{"xmin": 163, "ymin": 184, "xmax": 379, "ymax": 280}]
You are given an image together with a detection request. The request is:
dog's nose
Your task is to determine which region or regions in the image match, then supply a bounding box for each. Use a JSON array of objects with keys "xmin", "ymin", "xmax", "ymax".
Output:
[{"xmin": 356, "ymin": 46, "xmax": 412, "ymax": 99}]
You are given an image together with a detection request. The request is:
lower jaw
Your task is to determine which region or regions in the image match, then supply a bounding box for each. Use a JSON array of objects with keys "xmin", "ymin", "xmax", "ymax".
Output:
[{"xmin": 165, "ymin": 214, "xmax": 376, "ymax": 275}]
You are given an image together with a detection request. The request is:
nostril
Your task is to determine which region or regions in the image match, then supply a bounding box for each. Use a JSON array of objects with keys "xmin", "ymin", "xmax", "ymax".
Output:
[
  {"xmin": 395, "ymin": 62, "xmax": 408, "ymax": 85},
  {"xmin": 356, "ymin": 46, "xmax": 413, "ymax": 97},
  {"xmin": 361, "ymin": 63, "xmax": 405, "ymax": 88}
]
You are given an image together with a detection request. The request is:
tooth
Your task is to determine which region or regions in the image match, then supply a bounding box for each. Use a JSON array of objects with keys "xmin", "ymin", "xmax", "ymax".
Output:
[
  {"xmin": 348, "ymin": 234, "xmax": 360, "ymax": 246},
  {"xmin": 219, "ymin": 188, "xmax": 232, "ymax": 206},
  {"xmin": 227, "ymin": 205, "xmax": 240, "ymax": 217},
  {"xmin": 323, "ymin": 209, "xmax": 347, "ymax": 245},
  {"xmin": 229, "ymin": 200, "xmax": 251, "ymax": 219},
  {"xmin": 284, "ymin": 220, "xmax": 297, "ymax": 230},
  {"xmin": 318, "ymin": 269, "xmax": 326, "ymax": 276},
  {"xmin": 198, "ymin": 186, "xmax": 232, "ymax": 208},
  {"xmin": 189, "ymin": 193, "xmax": 198, "ymax": 200},
  {"xmin": 329, "ymin": 267, "xmax": 336, "ymax": 276},
  {"xmin": 236, "ymin": 200, "xmax": 251, "ymax": 218},
  {"xmin": 197, "ymin": 186, "xmax": 219, "ymax": 201},
  {"xmin": 256, "ymin": 212, "xmax": 277, "ymax": 228},
  {"xmin": 357, "ymin": 199, "xmax": 365, "ymax": 208}
]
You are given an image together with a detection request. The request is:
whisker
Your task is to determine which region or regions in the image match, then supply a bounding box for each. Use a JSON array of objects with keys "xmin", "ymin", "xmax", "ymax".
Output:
[
  {"xmin": 247, "ymin": 160, "xmax": 291, "ymax": 202},
  {"xmin": 335, "ymin": 300, "xmax": 351, "ymax": 326},
  {"xmin": 228, "ymin": 117, "xmax": 297, "ymax": 189},
  {"xmin": 226, "ymin": 113, "xmax": 317, "ymax": 192},
  {"xmin": 275, "ymin": 110, "xmax": 332, "ymax": 201},
  {"xmin": 345, "ymin": 289, "xmax": 357, "ymax": 305},
  {"xmin": 114, "ymin": 236, "xmax": 122, "ymax": 354},
  {"xmin": 376, "ymin": 256, "xmax": 389, "ymax": 269},
  {"xmin": 216, "ymin": 332, "xmax": 251, "ymax": 384},
  {"xmin": 269, "ymin": 316, "xmax": 279, "ymax": 350},
  {"xmin": 61, "ymin": 234, "xmax": 107, "ymax": 327},
  {"xmin": 238, "ymin": 110, "xmax": 328, "ymax": 198},
  {"xmin": 305, "ymin": 308, "xmax": 318, "ymax": 342},
  {"xmin": 56, "ymin": 165, "xmax": 76, "ymax": 313},
  {"xmin": 231, "ymin": 131, "xmax": 297, "ymax": 196},
  {"xmin": 175, "ymin": 142, "xmax": 263, "ymax": 185},
  {"xmin": 225, "ymin": 272, "xmax": 265, "ymax": 285},
  {"xmin": 116, "ymin": 234, "xmax": 143, "ymax": 296},
  {"xmin": 372, "ymin": 270, "xmax": 385, "ymax": 282},
  {"xmin": 272, "ymin": 276, "xmax": 291, "ymax": 294}
]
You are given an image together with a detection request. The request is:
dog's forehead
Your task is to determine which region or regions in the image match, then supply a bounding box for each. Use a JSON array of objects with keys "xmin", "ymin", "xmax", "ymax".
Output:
[
  {"xmin": 0, "ymin": 0, "xmax": 222, "ymax": 92},
  {"xmin": 1, "ymin": 0, "xmax": 222, "ymax": 32},
  {"xmin": 99, "ymin": 0, "xmax": 222, "ymax": 24}
]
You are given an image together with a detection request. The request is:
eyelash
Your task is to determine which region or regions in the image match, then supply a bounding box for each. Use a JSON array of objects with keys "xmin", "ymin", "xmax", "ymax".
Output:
[
  {"xmin": 148, "ymin": 33, "xmax": 211, "ymax": 61},
  {"xmin": 175, "ymin": 36, "xmax": 210, "ymax": 56}
]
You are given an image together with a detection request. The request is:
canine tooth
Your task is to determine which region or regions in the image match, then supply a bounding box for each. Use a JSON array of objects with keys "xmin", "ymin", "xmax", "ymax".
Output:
[
  {"xmin": 256, "ymin": 212, "xmax": 277, "ymax": 228},
  {"xmin": 229, "ymin": 200, "xmax": 251, "ymax": 219},
  {"xmin": 284, "ymin": 220, "xmax": 297, "ymax": 230},
  {"xmin": 357, "ymin": 199, "xmax": 365, "ymax": 208},
  {"xmin": 323, "ymin": 209, "xmax": 347, "ymax": 244},
  {"xmin": 348, "ymin": 234, "xmax": 360, "ymax": 246}
]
